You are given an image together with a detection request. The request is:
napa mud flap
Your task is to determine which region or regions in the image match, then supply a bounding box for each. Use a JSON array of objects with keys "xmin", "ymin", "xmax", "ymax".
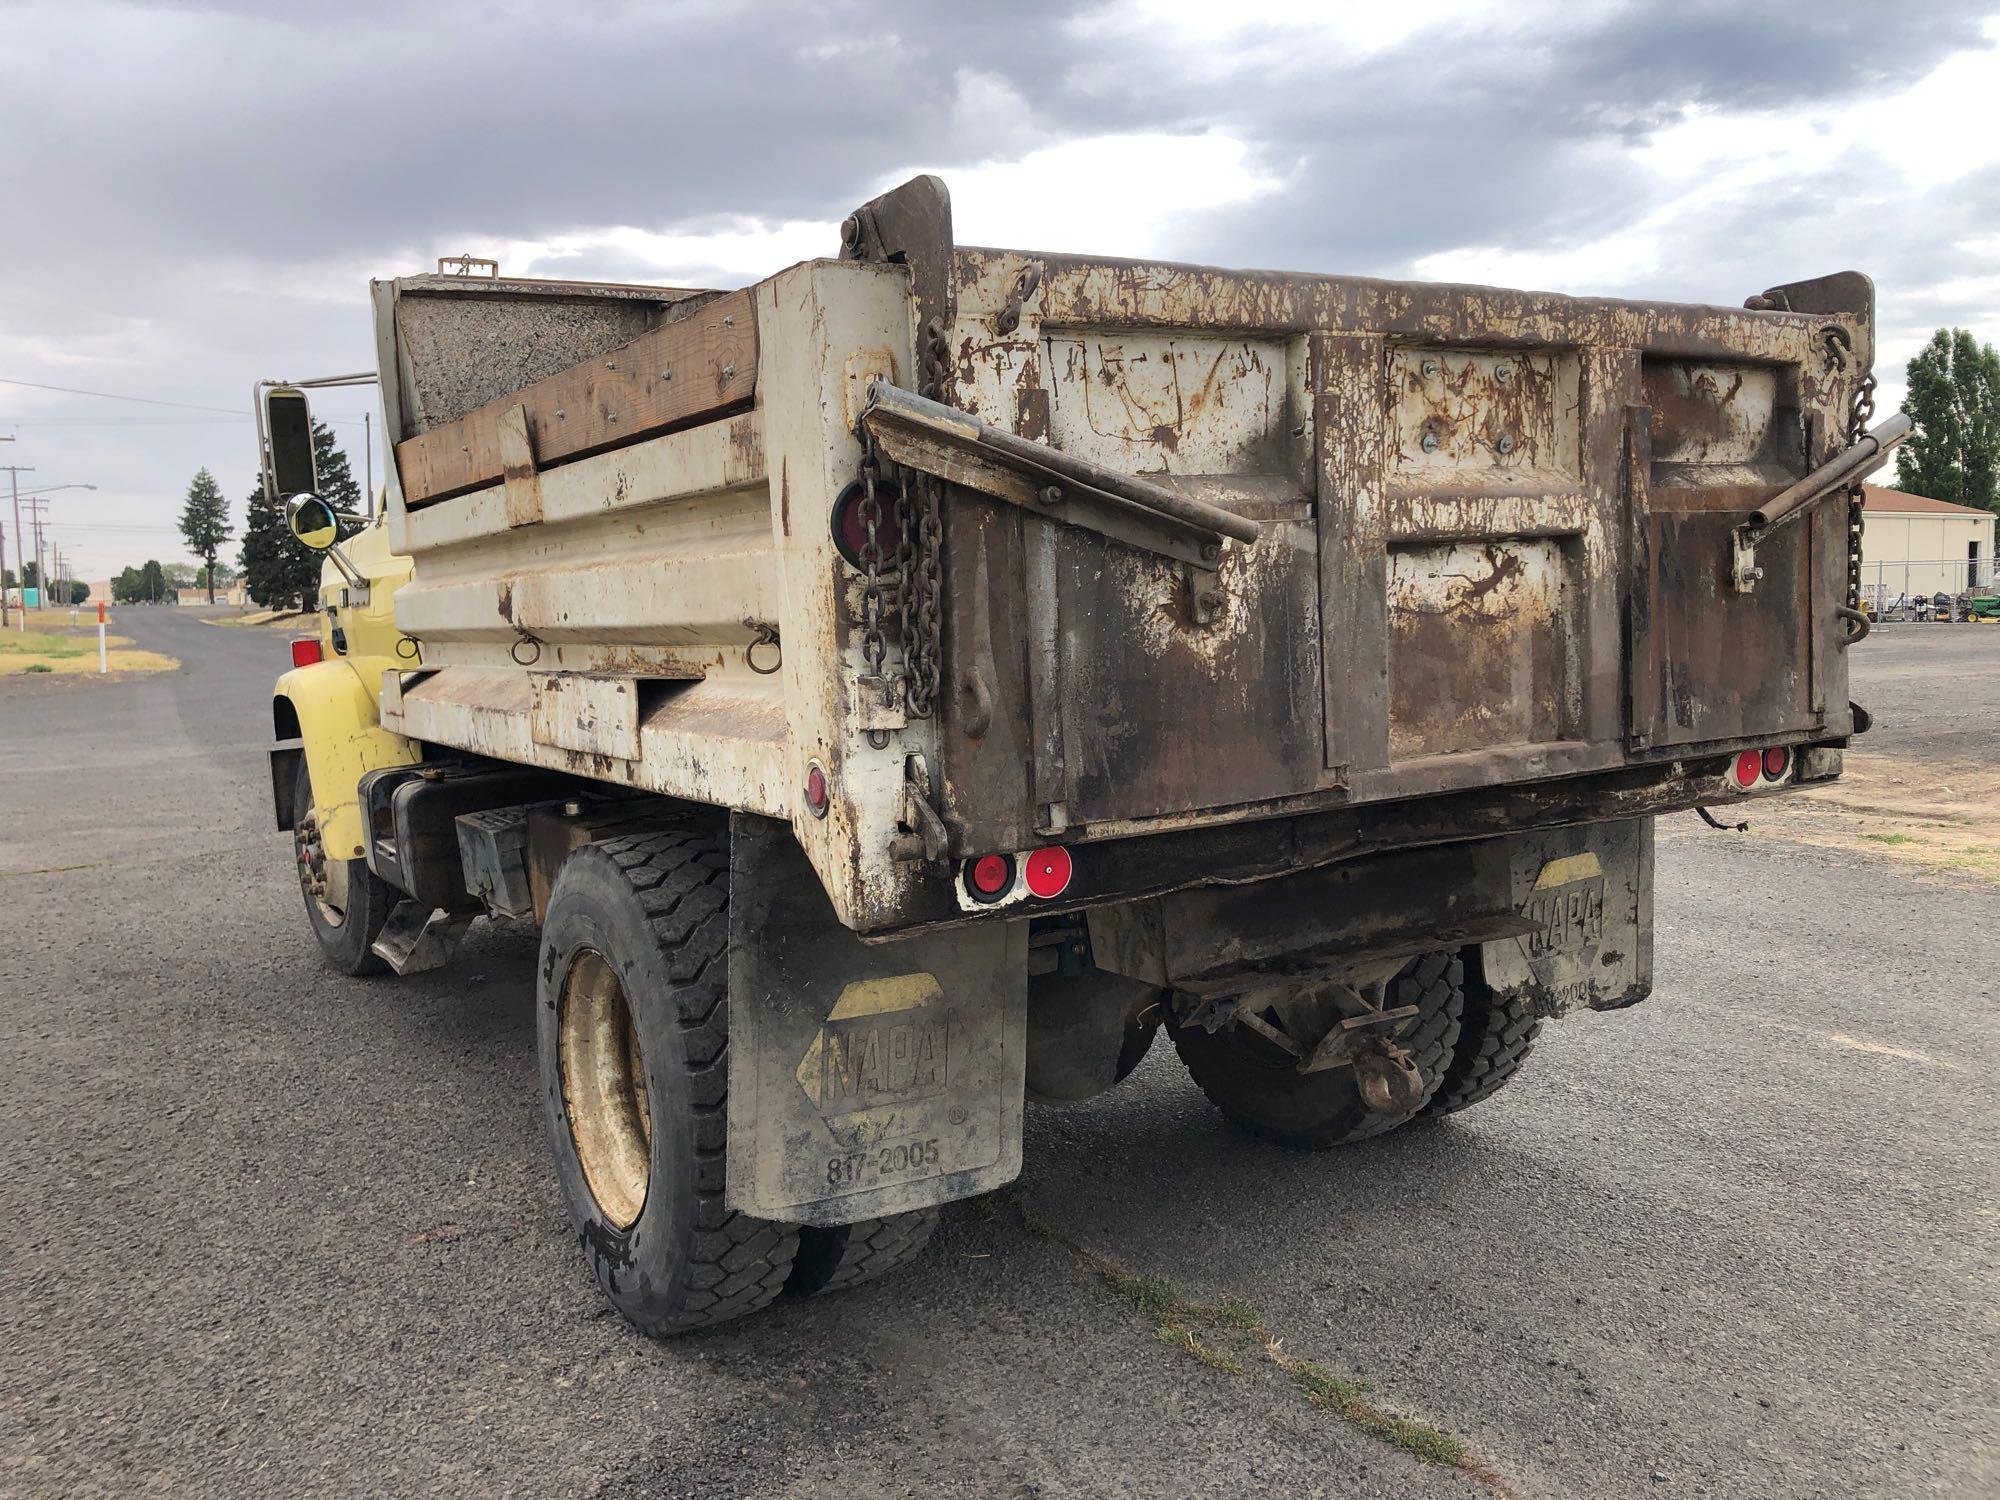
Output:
[
  {"xmin": 725, "ymin": 814, "xmax": 1028, "ymax": 1226},
  {"xmin": 1480, "ymin": 818, "xmax": 1654, "ymax": 1016}
]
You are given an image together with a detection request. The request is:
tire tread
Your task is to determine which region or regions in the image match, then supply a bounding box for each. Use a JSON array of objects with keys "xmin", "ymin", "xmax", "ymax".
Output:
[
  {"xmin": 582, "ymin": 827, "xmax": 797, "ymax": 1335},
  {"xmin": 786, "ymin": 1209, "xmax": 941, "ymax": 1298},
  {"xmin": 1424, "ymin": 966, "xmax": 1541, "ymax": 1117}
]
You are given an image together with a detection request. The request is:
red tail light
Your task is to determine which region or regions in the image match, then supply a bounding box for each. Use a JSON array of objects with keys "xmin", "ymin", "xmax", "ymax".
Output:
[
  {"xmin": 1761, "ymin": 745, "xmax": 1791, "ymax": 780},
  {"xmin": 1731, "ymin": 751, "xmax": 1762, "ymax": 789},
  {"xmin": 290, "ymin": 638, "xmax": 323, "ymax": 668},
  {"xmin": 964, "ymin": 854, "xmax": 1015, "ymax": 903},
  {"xmin": 1023, "ymin": 845, "xmax": 1073, "ymax": 899}
]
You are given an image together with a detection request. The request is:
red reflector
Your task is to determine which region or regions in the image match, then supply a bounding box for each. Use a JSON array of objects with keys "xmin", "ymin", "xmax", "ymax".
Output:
[
  {"xmin": 1762, "ymin": 745, "xmax": 1791, "ymax": 780},
  {"xmin": 831, "ymin": 482, "xmax": 906, "ymax": 572},
  {"xmin": 970, "ymin": 854, "xmax": 1011, "ymax": 894},
  {"xmin": 290, "ymin": 638, "xmax": 323, "ymax": 668},
  {"xmin": 1732, "ymin": 751, "xmax": 1762, "ymax": 789},
  {"xmin": 803, "ymin": 762, "xmax": 830, "ymax": 818},
  {"xmin": 1023, "ymin": 845, "xmax": 1073, "ymax": 899}
]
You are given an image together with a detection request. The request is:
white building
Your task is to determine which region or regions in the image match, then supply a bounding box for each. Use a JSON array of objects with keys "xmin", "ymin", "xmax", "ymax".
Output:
[{"xmin": 1859, "ymin": 485, "xmax": 1997, "ymax": 602}]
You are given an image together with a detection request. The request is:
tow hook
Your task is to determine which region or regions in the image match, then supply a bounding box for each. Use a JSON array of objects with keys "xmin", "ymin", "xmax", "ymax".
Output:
[{"xmin": 1352, "ymin": 1041, "xmax": 1424, "ymax": 1115}]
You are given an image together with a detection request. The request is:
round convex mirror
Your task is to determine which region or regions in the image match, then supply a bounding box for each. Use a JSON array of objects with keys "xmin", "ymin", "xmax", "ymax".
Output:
[{"xmin": 286, "ymin": 494, "xmax": 340, "ymax": 551}]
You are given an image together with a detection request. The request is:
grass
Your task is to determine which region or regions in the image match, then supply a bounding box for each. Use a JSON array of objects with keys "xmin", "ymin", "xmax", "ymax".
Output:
[
  {"xmin": 0, "ymin": 626, "xmax": 177, "ymax": 675},
  {"xmin": 993, "ymin": 1190, "xmax": 1495, "ymax": 1485},
  {"xmin": 1862, "ymin": 832, "xmax": 1916, "ymax": 845},
  {"xmin": 1287, "ymin": 1359, "xmax": 1471, "ymax": 1467}
]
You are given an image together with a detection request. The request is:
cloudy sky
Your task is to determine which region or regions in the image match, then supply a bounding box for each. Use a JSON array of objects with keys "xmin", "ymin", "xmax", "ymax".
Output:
[{"xmin": 3, "ymin": 0, "xmax": 1996, "ymax": 583}]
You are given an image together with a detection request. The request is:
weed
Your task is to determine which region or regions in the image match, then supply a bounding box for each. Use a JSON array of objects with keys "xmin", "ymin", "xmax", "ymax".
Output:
[
  {"xmin": 1862, "ymin": 832, "xmax": 1916, "ymax": 845},
  {"xmin": 23, "ymin": 663, "xmax": 52, "ymax": 673},
  {"xmin": 1112, "ymin": 1272, "xmax": 1185, "ymax": 1321},
  {"xmin": 1157, "ymin": 1323, "xmax": 1247, "ymax": 1375},
  {"xmin": 1286, "ymin": 1358, "xmax": 1467, "ymax": 1467},
  {"xmin": 994, "ymin": 1196, "xmax": 1496, "ymax": 1487}
]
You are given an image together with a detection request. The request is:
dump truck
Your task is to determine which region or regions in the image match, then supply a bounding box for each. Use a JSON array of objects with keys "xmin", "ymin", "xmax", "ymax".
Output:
[{"xmin": 260, "ymin": 176, "xmax": 1904, "ymax": 1336}]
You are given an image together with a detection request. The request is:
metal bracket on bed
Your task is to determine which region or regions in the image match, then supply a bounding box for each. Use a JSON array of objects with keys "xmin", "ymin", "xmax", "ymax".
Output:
[{"xmin": 858, "ymin": 380, "xmax": 1260, "ymax": 572}]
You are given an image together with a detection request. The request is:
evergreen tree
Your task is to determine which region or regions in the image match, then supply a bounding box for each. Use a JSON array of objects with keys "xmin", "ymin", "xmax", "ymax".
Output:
[
  {"xmin": 240, "ymin": 471, "xmax": 320, "ymax": 608},
  {"xmin": 312, "ymin": 418, "xmax": 362, "ymax": 511},
  {"xmin": 241, "ymin": 418, "xmax": 357, "ymax": 609},
  {"xmin": 178, "ymin": 467, "xmax": 233, "ymax": 603},
  {"xmin": 1897, "ymin": 328, "xmax": 2000, "ymax": 516},
  {"xmin": 139, "ymin": 559, "xmax": 167, "ymax": 604}
]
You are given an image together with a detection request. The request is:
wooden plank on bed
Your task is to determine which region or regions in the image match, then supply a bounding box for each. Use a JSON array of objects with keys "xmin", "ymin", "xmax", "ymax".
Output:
[{"xmin": 394, "ymin": 287, "xmax": 757, "ymax": 506}]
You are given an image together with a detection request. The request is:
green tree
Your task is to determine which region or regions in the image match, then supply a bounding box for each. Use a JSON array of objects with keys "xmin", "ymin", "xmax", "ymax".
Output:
[
  {"xmin": 112, "ymin": 566, "xmax": 141, "ymax": 603},
  {"xmin": 1897, "ymin": 328, "xmax": 2000, "ymax": 515},
  {"xmin": 312, "ymin": 418, "xmax": 362, "ymax": 512},
  {"xmin": 177, "ymin": 467, "xmax": 233, "ymax": 603},
  {"xmin": 239, "ymin": 471, "xmax": 320, "ymax": 609},
  {"xmin": 241, "ymin": 419, "xmax": 353, "ymax": 610},
  {"xmin": 140, "ymin": 559, "xmax": 167, "ymax": 604},
  {"xmin": 68, "ymin": 579, "xmax": 89, "ymax": 605}
]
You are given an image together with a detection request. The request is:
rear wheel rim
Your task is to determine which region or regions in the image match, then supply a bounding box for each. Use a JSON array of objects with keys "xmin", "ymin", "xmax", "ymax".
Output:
[{"xmin": 558, "ymin": 950, "xmax": 653, "ymax": 1229}]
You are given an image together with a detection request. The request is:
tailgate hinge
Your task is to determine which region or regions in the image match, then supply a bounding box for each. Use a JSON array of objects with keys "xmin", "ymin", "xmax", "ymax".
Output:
[{"xmin": 887, "ymin": 752, "xmax": 950, "ymax": 866}]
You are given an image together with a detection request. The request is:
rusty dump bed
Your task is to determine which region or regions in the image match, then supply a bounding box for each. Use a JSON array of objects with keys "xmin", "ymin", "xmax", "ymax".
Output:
[{"xmin": 373, "ymin": 177, "xmax": 1873, "ymax": 936}]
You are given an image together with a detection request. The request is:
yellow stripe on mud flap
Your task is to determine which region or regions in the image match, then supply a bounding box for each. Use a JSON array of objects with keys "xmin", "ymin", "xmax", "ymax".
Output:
[{"xmin": 1533, "ymin": 852, "xmax": 1602, "ymax": 891}]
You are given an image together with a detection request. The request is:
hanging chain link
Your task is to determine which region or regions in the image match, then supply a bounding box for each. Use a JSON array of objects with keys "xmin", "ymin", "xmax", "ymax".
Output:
[
  {"xmin": 1819, "ymin": 323, "xmax": 1874, "ymax": 633},
  {"xmin": 855, "ymin": 442, "xmax": 891, "ymax": 682},
  {"xmin": 1845, "ymin": 371, "xmax": 1876, "ymax": 616},
  {"xmin": 900, "ymin": 315, "xmax": 953, "ymax": 720}
]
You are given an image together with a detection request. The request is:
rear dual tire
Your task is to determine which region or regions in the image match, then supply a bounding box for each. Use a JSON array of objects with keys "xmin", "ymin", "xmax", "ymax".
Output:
[
  {"xmin": 536, "ymin": 825, "xmax": 933, "ymax": 1337},
  {"xmin": 1169, "ymin": 952, "xmax": 1466, "ymax": 1149}
]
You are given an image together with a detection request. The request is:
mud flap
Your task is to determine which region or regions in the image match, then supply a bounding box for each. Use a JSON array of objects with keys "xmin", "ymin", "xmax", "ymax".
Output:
[
  {"xmin": 1479, "ymin": 818, "xmax": 1654, "ymax": 1016},
  {"xmin": 725, "ymin": 813, "xmax": 1028, "ymax": 1226}
]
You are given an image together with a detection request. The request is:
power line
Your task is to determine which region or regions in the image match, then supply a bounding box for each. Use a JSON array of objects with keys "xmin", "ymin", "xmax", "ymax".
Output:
[
  {"xmin": 0, "ymin": 377, "xmax": 244, "ymax": 415},
  {"xmin": 32, "ymin": 522, "xmax": 185, "ymax": 532}
]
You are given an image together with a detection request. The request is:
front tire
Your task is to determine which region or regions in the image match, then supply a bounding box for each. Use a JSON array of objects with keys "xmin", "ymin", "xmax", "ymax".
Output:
[
  {"xmin": 1169, "ymin": 952, "xmax": 1464, "ymax": 1149},
  {"xmin": 537, "ymin": 825, "xmax": 798, "ymax": 1336},
  {"xmin": 292, "ymin": 757, "xmax": 395, "ymax": 977}
]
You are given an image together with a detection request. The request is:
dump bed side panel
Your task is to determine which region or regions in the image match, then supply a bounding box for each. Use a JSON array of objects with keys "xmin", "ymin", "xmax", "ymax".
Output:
[{"xmin": 936, "ymin": 249, "xmax": 1865, "ymax": 852}]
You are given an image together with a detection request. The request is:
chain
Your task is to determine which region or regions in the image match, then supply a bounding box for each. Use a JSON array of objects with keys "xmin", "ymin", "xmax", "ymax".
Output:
[
  {"xmin": 901, "ymin": 316, "xmax": 953, "ymax": 720},
  {"xmin": 856, "ymin": 444, "xmax": 890, "ymax": 680},
  {"xmin": 846, "ymin": 312, "xmax": 951, "ymax": 725},
  {"xmin": 1845, "ymin": 371, "xmax": 1876, "ymax": 616}
]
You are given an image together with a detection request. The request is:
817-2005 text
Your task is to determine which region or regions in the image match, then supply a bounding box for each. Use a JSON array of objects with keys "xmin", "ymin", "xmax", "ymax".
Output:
[{"xmin": 827, "ymin": 1138, "xmax": 941, "ymax": 1187}]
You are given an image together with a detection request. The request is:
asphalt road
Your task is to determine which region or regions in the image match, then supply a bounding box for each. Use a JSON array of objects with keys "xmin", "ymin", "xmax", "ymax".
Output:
[{"xmin": 2, "ymin": 609, "xmax": 1994, "ymax": 1499}]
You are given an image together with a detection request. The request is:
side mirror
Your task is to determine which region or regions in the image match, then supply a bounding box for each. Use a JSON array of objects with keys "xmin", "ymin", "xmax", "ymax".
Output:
[
  {"xmin": 261, "ymin": 385, "xmax": 318, "ymax": 502},
  {"xmin": 287, "ymin": 494, "xmax": 341, "ymax": 551}
]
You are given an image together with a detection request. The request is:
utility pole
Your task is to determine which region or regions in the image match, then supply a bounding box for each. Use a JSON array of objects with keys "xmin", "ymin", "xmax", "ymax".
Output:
[
  {"xmin": 4, "ymin": 464, "xmax": 34, "ymax": 630},
  {"xmin": 0, "ymin": 438, "xmax": 11, "ymax": 628},
  {"xmin": 29, "ymin": 496, "xmax": 49, "ymax": 614},
  {"xmin": 364, "ymin": 411, "xmax": 373, "ymax": 516}
]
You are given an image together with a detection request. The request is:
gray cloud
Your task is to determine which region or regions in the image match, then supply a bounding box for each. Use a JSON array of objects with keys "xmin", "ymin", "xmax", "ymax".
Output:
[{"xmin": 1, "ymin": 0, "xmax": 1993, "ymax": 577}]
